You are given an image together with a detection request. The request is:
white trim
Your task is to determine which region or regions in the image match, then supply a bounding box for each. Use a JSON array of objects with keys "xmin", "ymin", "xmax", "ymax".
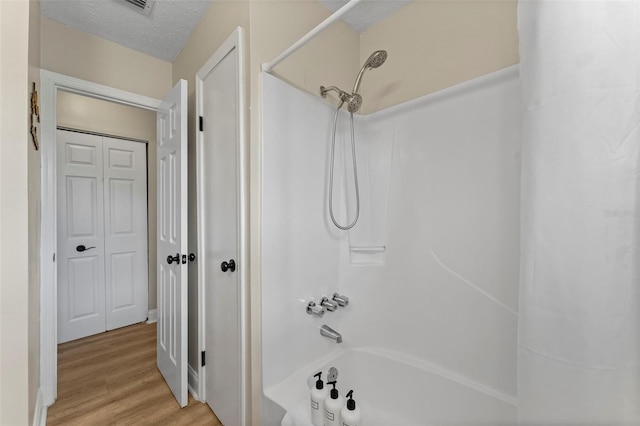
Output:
[
  {"xmin": 33, "ymin": 388, "xmax": 47, "ymax": 426},
  {"xmin": 40, "ymin": 69, "xmax": 162, "ymax": 407},
  {"xmin": 195, "ymin": 27, "xmax": 249, "ymax": 425},
  {"xmin": 362, "ymin": 65, "xmax": 520, "ymax": 121},
  {"xmin": 146, "ymin": 309, "xmax": 158, "ymax": 324},
  {"xmin": 261, "ymin": 0, "xmax": 365, "ymax": 73},
  {"xmin": 188, "ymin": 364, "xmax": 202, "ymax": 401}
]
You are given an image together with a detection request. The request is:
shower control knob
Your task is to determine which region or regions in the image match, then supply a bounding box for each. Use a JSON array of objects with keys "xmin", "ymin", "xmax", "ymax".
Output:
[
  {"xmin": 220, "ymin": 259, "xmax": 236, "ymax": 272},
  {"xmin": 320, "ymin": 297, "xmax": 338, "ymax": 312},
  {"xmin": 306, "ymin": 301, "xmax": 325, "ymax": 317},
  {"xmin": 332, "ymin": 293, "xmax": 349, "ymax": 307}
]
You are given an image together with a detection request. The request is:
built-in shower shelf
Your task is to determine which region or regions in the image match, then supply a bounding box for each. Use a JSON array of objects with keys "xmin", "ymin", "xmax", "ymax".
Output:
[{"xmin": 350, "ymin": 245, "xmax": 386, "ymax": 265}]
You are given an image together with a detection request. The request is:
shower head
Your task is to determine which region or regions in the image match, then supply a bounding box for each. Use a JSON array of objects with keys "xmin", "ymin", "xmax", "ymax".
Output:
[
  {"xmin": 364, "ymin": 50, "xmax": 388, "ymax": 69},
  {"xmin": 319, "ymin": 50, "xmax": 386, "ymax": 114},
  {"xmin": 345, "ymin": 93, "xmax": 362, "ymax": 114},
  {"xmin": 352, "ymin": 50, "xmax": 387, "ymax": 95}
]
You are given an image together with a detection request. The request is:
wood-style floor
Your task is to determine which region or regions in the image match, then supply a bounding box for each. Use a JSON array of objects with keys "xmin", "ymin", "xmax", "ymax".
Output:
[{"xmin": 47, "ymin": 322, "xmax": 222, "ymax": 425}]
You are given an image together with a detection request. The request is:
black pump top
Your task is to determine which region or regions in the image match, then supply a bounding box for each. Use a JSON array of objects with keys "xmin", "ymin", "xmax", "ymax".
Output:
[
  {"xmin": 314, "ymin": 372, "xmax": 323, "ymax": 390},
  {"xmin": 327, "ymin": 381, "xmax": 338, "ymax": 399},
  {"xmin": 346, "ymin": 390, "xmax": 356, "ymax": 410}
]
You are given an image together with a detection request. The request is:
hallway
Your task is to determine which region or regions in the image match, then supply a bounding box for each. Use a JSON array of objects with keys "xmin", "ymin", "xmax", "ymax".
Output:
[{"xmin": 47, "ymin": 323, "xmax": 220, "ymax": 425}]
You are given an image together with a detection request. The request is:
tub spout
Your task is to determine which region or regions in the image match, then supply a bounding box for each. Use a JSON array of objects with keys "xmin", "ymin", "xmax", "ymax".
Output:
[{"xmin": 320, "ymin": 325, "xmax": 342, "ymax": 343}]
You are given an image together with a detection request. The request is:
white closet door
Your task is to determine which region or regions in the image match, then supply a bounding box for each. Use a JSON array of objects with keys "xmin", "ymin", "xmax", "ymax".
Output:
[
  {"xmin": 58, "ymin": 129, "xmax": 149, "ymax": 344},
  {"xmin": 102, "ymin": 137, "xmax": 148, "ymax": 331},
  {"xmin": 57, "ymin": 130, "xmax": 106, "ymax": 344}
]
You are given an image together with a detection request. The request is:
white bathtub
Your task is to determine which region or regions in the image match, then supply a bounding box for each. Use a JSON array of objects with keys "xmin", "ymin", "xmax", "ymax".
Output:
[{"xmin": 263, "ymin": 348, "xmax": 517, "ymax": 426}]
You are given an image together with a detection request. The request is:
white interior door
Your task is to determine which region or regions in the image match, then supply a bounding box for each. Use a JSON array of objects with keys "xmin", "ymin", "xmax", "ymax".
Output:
[
  {"xmin": 103, "ymin": 136, "xmax": 148, "ymax": 330},
  {"xmin": 156, "ymin": 79, "xmax": 188, "ymax": 408},
  {"xmin": 57, "ymin": 130, "xmax": 149, "ymax": 344},
  {"xmin": 57, "ymin": 130, "xmax": 106, "ymax": 344},
  {"xmin": 200, "ymin": 43, "xmax": 242, "ymax": 425}
]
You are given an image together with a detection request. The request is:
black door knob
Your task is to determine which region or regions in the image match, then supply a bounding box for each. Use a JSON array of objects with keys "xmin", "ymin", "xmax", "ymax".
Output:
[
  {"xmin": 220, "ymin": 259, "xmax": 236, "ymax": 272},
  {"xmin": 167, "ymin": 253, "xmax": 180, "ymax": 264},
  {"xmin": 76, "ymin": 245, "xmax": 96, "ymax": 252}
]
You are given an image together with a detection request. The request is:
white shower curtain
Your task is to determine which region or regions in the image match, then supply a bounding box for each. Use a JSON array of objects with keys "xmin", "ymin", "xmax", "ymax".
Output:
[{"xmin": 518, "ymin": 1, "xmax": 640, "ymax": 423}]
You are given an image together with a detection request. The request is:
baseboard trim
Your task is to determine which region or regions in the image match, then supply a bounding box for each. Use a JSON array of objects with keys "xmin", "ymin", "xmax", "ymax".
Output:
[
  {"xmin": 188, "ymin": 364, "xmax": 202, "ymax": 401},
  {"xmin": 33, "ymin": 387, "xmax": 47, "ymax": 426},
  {"xmin": 146, "ymin": 309, "xmax": 157, "ymax": 324}
]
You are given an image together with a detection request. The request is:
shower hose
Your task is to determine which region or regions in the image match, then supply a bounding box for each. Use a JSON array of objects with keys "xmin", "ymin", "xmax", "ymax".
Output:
[{"xmin": 328, "ymin": 102, "xmax": 360, "ymax": 230}]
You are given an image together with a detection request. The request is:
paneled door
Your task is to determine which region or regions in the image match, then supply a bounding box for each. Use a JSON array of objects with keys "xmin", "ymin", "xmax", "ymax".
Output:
[
  {"xmin": 57, "ymin": 130, "xmax": 148, "ymax": 344},
  {"xmin": 103, "ymin": 137, "xmax": 148, "ymax": 331},
  {"xmin": 57, "ymin": 131, "xmax": 106, "ymax": 343},
  {"xmin": 197, "ymin": 33, "xmax": 244, "ymax": 425},
  {"xmin": 156, "ymin": 79, "xmax": 188, "ymax": 408}
]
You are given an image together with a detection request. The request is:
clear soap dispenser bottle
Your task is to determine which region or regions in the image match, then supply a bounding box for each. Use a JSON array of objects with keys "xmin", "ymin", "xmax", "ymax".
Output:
[
  {"xmin": 340, "ymin": 390, "xmax": 362, "ymax": 426},
  {"xmin": 310, "ymin": 372, "xmax": 328, "ymax": 426},
  {"xmin": 323, "ymin": 381, "xmax": 344, "ymax": 426}
]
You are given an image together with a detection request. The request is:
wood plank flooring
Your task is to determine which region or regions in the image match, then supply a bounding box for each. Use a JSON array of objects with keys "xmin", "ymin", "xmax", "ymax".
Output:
[{"xmin": 47, "ymin": 322, "xmax": 221, "ymax": 425}]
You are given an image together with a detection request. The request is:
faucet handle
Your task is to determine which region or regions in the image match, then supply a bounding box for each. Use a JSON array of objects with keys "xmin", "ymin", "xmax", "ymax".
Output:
[
  {"xmin": 320, "ymin": 297, "xmax": 338, "ymax": 312},
  {"xmin": 306, "ymin": 301, "xmax": 325, "ymax": 317},
  {"xmin": 332, "ymin": 293, "xmax": 349, "ymax": 307}
]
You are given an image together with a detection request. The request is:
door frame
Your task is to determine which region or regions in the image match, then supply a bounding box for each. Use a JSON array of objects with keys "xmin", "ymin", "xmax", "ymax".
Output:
[
  {"xmin": 40, "ymin": 69, "xmax": 162, "ymax": 406},
  {"xmin": 195, "ymin": 27, "xmax": 249, "ymax": 423}
]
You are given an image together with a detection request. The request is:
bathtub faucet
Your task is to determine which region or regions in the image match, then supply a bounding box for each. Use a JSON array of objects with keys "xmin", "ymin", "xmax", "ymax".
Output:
[{"xmin": 320, "ymin": 325, "xmax": 342, "ymax": 343}]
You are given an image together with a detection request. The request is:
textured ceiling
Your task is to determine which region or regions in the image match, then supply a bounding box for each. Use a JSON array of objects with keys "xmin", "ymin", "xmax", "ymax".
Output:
[
  {"xmin": 40, "ymin": 0, "xmax": 213, "ymax": 62},
  {"xmin": 319, "ymin": 0, "xmax": 412, "ymax": 33}
]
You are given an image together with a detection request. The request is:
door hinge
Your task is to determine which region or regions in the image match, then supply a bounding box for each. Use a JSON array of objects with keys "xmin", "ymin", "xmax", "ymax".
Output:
[
  {"xmin": 201, "ymin": 351, "xmax": 206, "ymax": 367},
  {"xmin": 199, "ymin": 116, "xmax": 204, "ymax": 132}
]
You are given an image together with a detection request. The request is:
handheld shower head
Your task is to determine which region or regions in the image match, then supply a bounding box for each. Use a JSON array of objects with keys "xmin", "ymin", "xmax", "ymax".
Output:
[
  {"xmin": 319, "ymin": 49, "xmax": 387, "ymax": 114},
  {"xmin": 352, "ymin": 50, "xmax": 387, "ymax": 95},
  {"xmin": 364, "ymin": 50, "xmax": 388, "ymax": 69}
]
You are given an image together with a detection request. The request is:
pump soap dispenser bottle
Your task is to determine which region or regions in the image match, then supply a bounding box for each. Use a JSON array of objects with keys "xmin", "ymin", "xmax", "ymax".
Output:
[
  {"xmin": 310, "ymin": 372, "xmax": 328, "ymax": 426},
  {"xmin": 340, "ymin": 390, "xmax": 362, "ymax": 426},
  {"xmin": 323, "ymin": 381, "xmax": 344, "ymax": 426}
]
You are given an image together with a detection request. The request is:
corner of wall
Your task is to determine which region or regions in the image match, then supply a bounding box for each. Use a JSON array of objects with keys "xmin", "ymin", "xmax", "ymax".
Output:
[
  {"xmin": 28, "ymin": 1, "xmax": 43, "ymax": 425},
  {"xmin": 1, "ymin": 0, "xmax": 32, "ymax": 424}
]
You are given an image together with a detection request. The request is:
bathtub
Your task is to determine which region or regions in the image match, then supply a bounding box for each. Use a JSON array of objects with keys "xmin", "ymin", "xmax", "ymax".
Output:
[{"xmin": 263, "ymin": 348, "xmax": 517, "ymax": 426}]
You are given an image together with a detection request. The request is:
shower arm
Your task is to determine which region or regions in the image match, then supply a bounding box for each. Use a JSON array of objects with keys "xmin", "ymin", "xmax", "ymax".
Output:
[{"xmin": 320, "ymin": 85, "xmax": 350, "ymax": 103}]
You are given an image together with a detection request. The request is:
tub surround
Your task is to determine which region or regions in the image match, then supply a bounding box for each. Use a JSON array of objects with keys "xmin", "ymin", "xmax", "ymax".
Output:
[{"xmin": 261, "ymin": 66, "xmax": 521, "ymax": 424}]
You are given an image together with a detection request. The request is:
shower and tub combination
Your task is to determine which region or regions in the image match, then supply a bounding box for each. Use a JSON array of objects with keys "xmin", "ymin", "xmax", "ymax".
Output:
[
  {"xmin": 262, "ymin": 0, "xmax": 640, "ymax": 424},
  {"xmin": 261, "ymin": 41, "xmax": 521, "ymax": 425},
  {"xmin": 260, "ymin": 1, "xmax": 519, "ymax": 425}
]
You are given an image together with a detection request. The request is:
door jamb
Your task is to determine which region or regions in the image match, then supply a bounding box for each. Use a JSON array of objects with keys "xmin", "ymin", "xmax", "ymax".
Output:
[
  {"xmin": 195, "ymin": 27, "xmax": 249, "ymax": 424},
  {"xmin": 40, "ymin": 70, "xmax": 162, "ymax": 406}
]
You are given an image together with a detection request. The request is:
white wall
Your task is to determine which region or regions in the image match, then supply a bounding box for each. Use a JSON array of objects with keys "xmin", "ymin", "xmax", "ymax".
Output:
[
  {"xmin": 0, "ymin": 0, "xmax": 31, "ymax": 423},
  {"xmin": 28, "ymin": 0, "xmax": 41, "ymax": 424},
  {"xmin": 261, "ymin": 66, "xmax": 521, "ymax": 411},
  {"xmin": 262, "ymin": 73, "xmax": 349, "ymax": 391},
  {"xmin": 339, "ymin": 66, "xmax": 521, "ymax": 399}
]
